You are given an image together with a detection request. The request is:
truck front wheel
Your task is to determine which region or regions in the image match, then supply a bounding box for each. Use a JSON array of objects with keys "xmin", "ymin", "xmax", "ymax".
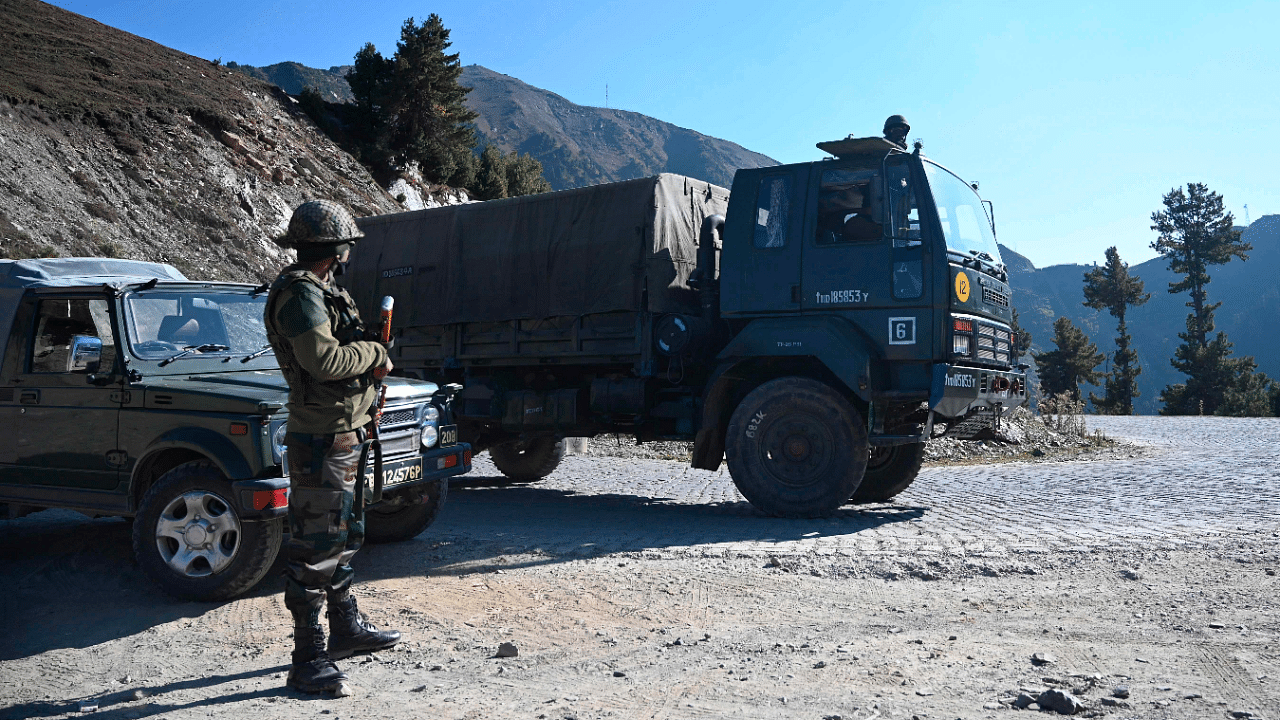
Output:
[
  {"xmin": 132, "ymin": 460, "xmax": 282, "ymax": 601},
  {"xmin": 847, "ymin": 442, "xmax": 926, "ymax": 503},
  {"xmin": 725, "ymin": 377, "xmax": 868, "ymax": 518},
  {"xmin": 365, "ymin": 479, "xmax": 448, "ymax": 543},
  {"xmin": 488, "ymin": 437, "xmax": 565, "ymax": 483}
]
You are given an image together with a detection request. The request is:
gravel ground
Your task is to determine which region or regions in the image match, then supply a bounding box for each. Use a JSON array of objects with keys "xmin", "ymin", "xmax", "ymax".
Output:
[{"xmin": 2, "ymin": 416, "xmax": 1276, "ymax": 720}]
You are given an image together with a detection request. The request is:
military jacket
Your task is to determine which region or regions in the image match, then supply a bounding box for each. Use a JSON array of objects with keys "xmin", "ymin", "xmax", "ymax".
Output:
[{"xmin": 264, "ymin": 266, "xmax": 388, "ymax": 434}]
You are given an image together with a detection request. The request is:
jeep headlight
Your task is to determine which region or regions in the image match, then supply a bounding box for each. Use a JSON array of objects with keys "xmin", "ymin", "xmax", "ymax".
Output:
[
  {"xmin": 420, "ymin": 405, "xmax": 440, "ymax": 449},
  {"xmin": 271, "ymin": 422, "xmax": 288, "ymax": 463}
]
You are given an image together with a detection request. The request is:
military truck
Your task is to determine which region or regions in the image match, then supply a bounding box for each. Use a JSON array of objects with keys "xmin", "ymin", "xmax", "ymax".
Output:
[
  {"xmin": 0, "ymin": 258, "xmax": 472, "ymax": 601},
  {"xmin": 346, "ymin": 137, "xmax": 1026, "ymax": 517}
]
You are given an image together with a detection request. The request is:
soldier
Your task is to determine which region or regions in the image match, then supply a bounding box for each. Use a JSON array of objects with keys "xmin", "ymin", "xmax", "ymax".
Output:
[
  {"xmin": 883, "ymin": 114, "xmax": 911, "ymax": 150},
  {"xmin": 265, "ymin": 199, "xmax": 401, "ymax": 694}
]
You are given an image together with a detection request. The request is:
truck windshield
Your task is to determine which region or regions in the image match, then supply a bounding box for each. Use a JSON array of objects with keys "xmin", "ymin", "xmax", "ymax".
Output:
[
  {"xmin": 922, "ymin": 161, "xmax": 1002, "ymax": 263},
  {"xmin": 124, "ymin": 289, "xmax": 269, "ymax": 360}
]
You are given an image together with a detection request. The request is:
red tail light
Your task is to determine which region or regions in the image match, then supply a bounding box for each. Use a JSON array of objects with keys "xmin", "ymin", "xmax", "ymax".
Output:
[
  {"xmin": 252, "ymin": 488, "xmax": 289, "ymax": 510},
  {"xmin": 953, "ymin": 318, "xmax": 974, "ymax": 333}
]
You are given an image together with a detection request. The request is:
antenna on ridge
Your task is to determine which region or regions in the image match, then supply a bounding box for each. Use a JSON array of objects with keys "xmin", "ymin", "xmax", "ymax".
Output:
[
  {"xmin": 1244, "ymin": 204, "xmax": 1250, "ymax": 225},
  {"xmin": 605, "ymin": 83, "xmax": 609, "ymax": 109}
]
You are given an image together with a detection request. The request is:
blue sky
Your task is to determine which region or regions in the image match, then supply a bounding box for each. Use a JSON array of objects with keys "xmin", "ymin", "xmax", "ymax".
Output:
[{"xmin": 48, "ymin": 0, "xmax": 1279, "ymax": 269}]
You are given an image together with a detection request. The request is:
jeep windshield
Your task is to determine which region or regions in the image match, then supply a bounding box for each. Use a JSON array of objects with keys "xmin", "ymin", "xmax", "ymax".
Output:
[
  {"xmin": 124, "ymin": 287, "xmax": 269, "ymax": 362},
  {"xmin": 922, "ymin": 160, "xmax": 1002, "ymax": 265}
]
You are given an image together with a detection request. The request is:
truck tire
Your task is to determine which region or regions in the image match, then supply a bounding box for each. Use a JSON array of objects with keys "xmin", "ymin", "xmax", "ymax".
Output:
[
  {"xmin": 847, "ymin": 442, "xmax": 925, "ymax": 503},
  {"xmin": 132, "ymin": 460, "xmax": 282, "ymax": 602},
  {"xmin": 725, "ymin": 377, "xmax": 868, "ymax": 517},
  {"xmin": 488, "ymin": 437, "xmax": 565, "ymax": 483},
  {"xmin": 365, "ymin": 479, "xmax": 448, "ymax": 543}
]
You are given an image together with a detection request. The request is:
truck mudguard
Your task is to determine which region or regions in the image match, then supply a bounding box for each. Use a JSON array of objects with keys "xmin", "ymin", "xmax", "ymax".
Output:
[
  {"xmin": 132, "ymin": 426, "xmax": 256, "ymax": 485},
  {"xmin": 715, "ymin": 316, "xmax": 875, "ymax": 401}
]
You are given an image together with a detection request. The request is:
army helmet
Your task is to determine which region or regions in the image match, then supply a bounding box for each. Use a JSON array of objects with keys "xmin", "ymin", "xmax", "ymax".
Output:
[
  {"xmin": 274, "ymin": 199, "xmax": 363, "ymax": 251},
  {"xmin": 883, "ymin": 114, "xmax": 910, "ymax": 134}
]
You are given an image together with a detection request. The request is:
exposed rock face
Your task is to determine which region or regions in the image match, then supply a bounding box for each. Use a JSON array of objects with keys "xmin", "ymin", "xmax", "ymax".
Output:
[{"xmin": 0, "ymin": 0, "xmax": 401, "ymax": 281}]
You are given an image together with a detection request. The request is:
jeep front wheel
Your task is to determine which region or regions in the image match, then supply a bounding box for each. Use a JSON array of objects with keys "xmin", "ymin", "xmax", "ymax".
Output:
[
  {"xmin": 365, "ymin": 479, "xmax": 448, "ymax": 543},
  {"xmin": 725, "ymin": 377, "xmax": 868, "ymax": 518},
  {"xmin": 132, "ymin": 460, "xmax": 282, "ymax": 601}
]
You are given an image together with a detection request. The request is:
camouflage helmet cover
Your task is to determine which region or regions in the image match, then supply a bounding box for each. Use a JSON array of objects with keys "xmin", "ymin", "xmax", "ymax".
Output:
[
  {"xmin": 883, "ymin": 114, "xmax": 910, "ymax": 133},
  {"xmin": 274, "ymin": 199, "xmax": 364, "ymax": 249}
]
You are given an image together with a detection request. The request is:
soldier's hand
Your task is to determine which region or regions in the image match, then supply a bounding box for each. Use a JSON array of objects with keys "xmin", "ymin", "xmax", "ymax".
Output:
[{"xmin": 373, "ymin": 358, "xmax": 392, "ymax": 380}]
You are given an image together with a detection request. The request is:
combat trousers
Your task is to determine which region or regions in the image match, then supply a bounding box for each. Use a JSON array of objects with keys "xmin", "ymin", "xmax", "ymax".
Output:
[{"xmin": 283, "ymin": 429, "xmax": 367, "ymax": 626}]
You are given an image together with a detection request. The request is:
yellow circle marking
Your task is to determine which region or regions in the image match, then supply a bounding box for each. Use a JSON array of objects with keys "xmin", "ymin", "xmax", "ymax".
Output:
[{"xmin": 955, "ymin": 271, "xmax": 971, "ymax": 302}]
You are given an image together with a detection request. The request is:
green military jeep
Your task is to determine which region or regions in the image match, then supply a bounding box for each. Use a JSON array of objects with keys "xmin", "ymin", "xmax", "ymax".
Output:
[{"xmin": 0, "ymin": 258, "xmax": 472, "ymax": 601}]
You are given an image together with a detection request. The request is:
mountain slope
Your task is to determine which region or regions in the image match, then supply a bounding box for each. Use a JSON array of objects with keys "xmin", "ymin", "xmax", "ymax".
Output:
[
  {"xmin": 0, "ymin": 0, "xmax": 400, "ymax": 281},
  {"xmin": 1004, "ymin": 215, "xmax": 1280, "ymax": 414},
  {"xmin": 232, "ymin": 62, "xmax": 778, "ymax": 191}
]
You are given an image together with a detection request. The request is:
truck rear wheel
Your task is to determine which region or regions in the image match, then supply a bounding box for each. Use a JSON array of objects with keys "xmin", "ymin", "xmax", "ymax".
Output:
[
  {"xmin": 132, "ymin": 460, "xmax": 282, "ymax": 601},
  {"xmin": 847, "ymin": 442, "xmax": 925, "ymax": 503},
  {"xmin": 365, "ymin": 479, "xmax": 448, "ymax": 543},
  {"xmin": 489, "ymin": 437, "xmax": 565, "ymax": 483},
  {"xmin": 725, "ymin": 377, "xmax": 867, "ymax": 518}
]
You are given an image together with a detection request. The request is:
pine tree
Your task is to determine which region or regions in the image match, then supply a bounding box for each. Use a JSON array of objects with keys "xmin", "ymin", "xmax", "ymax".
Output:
[
  {"xmin": 505, "ymin": 152, "xmax": 552, "ymax": 197},
  {"xmin": 474, "ymin": 145, "xmax": 508, "ymax": 200},
  {"xmin": 1032, "ymin": 317, "xmax": 1106, "ymax": 402},
  {"xmin": 1009, "ymin": 306, "xmax": 1032, "ymax": 361},
  {"xmin": 1082, "ymin": 246, "xmax": 1150, "ymax": 414},
  {"xmin": 1149, "ymin": 183, "xmax": 1268, "ymax": 415},
  {"xmin": 385, "ymin": 15, "xmax": 479, "ymax": 186}
]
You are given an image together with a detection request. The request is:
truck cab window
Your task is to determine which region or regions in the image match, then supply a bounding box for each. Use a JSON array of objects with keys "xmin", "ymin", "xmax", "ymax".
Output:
[
  {"xmin": 886, "ymin": 163, "xmax": 921, "ymax": 246},
  {"xmin": 30, "ymin": 298, "xmax": 116, "ymax": 374},
  {"xmin": 753, "ymin": 175, "xmax": 791, "ymax": 249},
  {"xmin": 816, "ymin": 168, "xmax": 880, "ymax": 245}
]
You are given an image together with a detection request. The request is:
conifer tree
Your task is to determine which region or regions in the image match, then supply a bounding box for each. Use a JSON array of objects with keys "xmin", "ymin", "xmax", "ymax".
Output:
[
  {"xmin": 1009, "ymin": 306, "xmax": 1032, "ymax": 361},
  {"xmin": 1082, "ymin": 247, "xmax": 1150, "ymax": 414},
  {"xmin": 385, "ymin": 15, "xmax": 479, "ymax": 186},
  {"xmin": 1032, "ymin": 317, "xmax": 1105, "ymax": 402},
  {"xmin": 1149, "ymin": 183, "xmax": 1269, "ymax": 415}
]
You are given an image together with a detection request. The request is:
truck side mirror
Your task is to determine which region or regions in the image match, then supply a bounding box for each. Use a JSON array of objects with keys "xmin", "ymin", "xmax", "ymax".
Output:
[{"xmin": 69, "ymin": 335, "xmax": 103, "ymax": 374}]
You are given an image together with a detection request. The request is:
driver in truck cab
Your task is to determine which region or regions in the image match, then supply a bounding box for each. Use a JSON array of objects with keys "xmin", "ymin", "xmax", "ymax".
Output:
[{"xmin": 265, "ymin": 199, "xmax": 401, "ymax": 695}]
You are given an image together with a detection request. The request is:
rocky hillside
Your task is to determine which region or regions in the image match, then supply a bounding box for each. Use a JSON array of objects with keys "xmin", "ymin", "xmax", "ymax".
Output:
[
  {"xmin": 233, "ymin": 62, "xmax": 779, "ymax": 191},
  {"xmin": 1005, "ymin": 214, "xmax": 1280, "ymax": 414},
  {"xmin": 0, "ymin": 0, "xmax": 402, "ymax": 282}
]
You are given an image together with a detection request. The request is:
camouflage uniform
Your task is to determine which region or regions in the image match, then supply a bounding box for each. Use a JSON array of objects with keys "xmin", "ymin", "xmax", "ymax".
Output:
[
  {"xmin": 264, "ymin": 268, "xmax": 386, "ymax": 626},
  {"xmin": 265, "ymin": 200, "xmax": 399, "ymax": 694}
]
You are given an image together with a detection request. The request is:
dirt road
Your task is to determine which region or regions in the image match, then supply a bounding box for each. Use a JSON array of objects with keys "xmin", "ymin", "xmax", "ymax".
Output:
[{"xmin": 2, "ymin": 417, "xmax": 1277, "ymax": 720}]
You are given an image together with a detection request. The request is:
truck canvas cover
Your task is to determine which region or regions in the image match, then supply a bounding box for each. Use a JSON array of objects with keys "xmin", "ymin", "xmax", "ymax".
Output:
[{"xmin": 350, "ymin": 174, "xmax": 730, "ymax": 326}]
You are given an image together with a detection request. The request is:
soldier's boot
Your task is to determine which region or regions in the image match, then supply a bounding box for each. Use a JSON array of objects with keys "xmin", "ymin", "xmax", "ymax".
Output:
[
  {"xmin": 287, "ymin": 625, "xmax": 348, "ymax": 694},
  {"xmin": 327, "ymin": 593, "xmax": 401, "ymax": 660}
]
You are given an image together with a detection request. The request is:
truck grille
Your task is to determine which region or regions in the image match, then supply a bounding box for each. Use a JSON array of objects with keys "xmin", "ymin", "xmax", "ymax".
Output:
[
  {"xmin": 976, "ymin": 322, "xmax": 1013, "ymax": 366},
  {"xmin": 982, "ymin": 285, "xmax": 1010, "ymax": 308}
]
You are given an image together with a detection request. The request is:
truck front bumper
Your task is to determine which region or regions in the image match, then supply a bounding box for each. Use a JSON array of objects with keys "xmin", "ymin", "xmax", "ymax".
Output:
[{"xmin": 929, "ymin": 364, "xmax": 1028, "ymax": 432}]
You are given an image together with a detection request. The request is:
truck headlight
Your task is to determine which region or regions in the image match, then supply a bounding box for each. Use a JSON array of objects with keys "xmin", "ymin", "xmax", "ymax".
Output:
[
  {"xmin": 953, "ymin": 334, "xmax": 972, "ymax": 355},
  {"xmin": 421, "ymin": 425, "xmax": 439, "ymax": 449},
  {"xmin": 423, "ymin": 406, "xmax": 440, "ymax": 424}
]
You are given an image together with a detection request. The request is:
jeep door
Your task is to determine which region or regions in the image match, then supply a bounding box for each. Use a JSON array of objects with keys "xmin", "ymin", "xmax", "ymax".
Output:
[{"xmin": 10, "ymin": 293, "xmax": 123, "ymax": 492}]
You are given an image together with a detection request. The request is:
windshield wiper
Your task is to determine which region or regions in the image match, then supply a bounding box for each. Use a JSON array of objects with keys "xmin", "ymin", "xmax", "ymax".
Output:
[
  {"xmin": 241, "ymin": 344, "xmax": 275, "ymax": 363},
  {"xmin": 158, "ymin": 344, "xmax": 230, "ymax": 367}
]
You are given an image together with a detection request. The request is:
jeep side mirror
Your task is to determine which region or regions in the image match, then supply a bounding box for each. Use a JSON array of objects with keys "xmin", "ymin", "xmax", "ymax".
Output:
[{"xmin": 69, "ymin": 335, "xmax": 103, "ymax": 374}]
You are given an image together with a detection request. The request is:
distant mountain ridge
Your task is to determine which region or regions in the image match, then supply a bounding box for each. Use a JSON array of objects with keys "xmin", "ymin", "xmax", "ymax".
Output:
[
  {"xmin": 1003, "ymin": 214, "xmax": 1280, "ymax": 414},
  {"xmin": 231, "ymin": 62, "xmax": 778, "ymax": 190}
]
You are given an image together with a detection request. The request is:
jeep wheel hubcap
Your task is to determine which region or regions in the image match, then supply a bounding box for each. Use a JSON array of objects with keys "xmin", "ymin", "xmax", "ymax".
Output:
[{"xmin": 155, "ymin": 491, "xmax": 241, "ymax": 577}]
